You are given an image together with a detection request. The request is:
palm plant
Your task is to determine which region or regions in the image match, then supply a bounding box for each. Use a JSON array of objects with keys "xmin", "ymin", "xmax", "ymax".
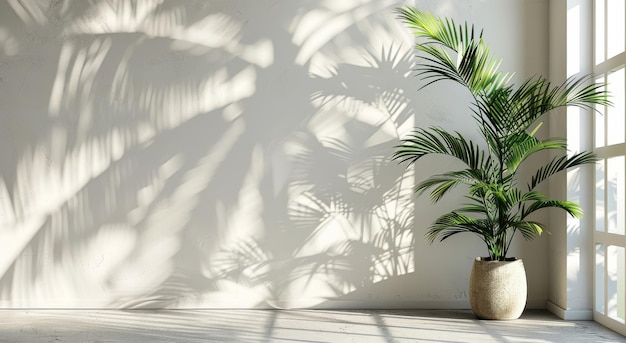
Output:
[{"xmin": 392, "ymin": 7, "xmax": 611, "ymax": 261}]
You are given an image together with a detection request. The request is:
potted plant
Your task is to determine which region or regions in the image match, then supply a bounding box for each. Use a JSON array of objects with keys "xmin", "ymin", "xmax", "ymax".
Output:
[{"xmin": 392, "ymin": 7, "xmax": 610, "ymax": 320}]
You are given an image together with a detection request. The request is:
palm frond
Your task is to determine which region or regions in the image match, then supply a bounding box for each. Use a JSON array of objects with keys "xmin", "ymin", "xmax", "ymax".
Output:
[
  {"xmin": 415, "ymin": 169, "xmax": 491, "ymax": 202},
  {"xmin": 510, "ymin": 221, "xmax": 545, "ymax": 240},
  {"xmin": 392, "ymin": 127, "xmax": 490, "ymax": 170},
  {"xmin": 503, "ymin": 135, "xmax": 568, "ymax": 173},
  {"xmin": 396, "ymin": 6, "xmax": 474, "ymax": 49},
  {"xmin": 479, "ymin": 75, "xmax": 611, "ymax": 136},
  {"xmin": 528, "ymin": 151, "xmax": 598, "ymax": 190},
  {"xmin": 522, "ymin": 199, "xmax": 584, "ymax": 219},
  {"xmin": 426, "ymin": 212, "xmax": 493, "ymax": 244},
  {"xmin": 456, "ymin": 203, "xmax": 489, "ymax": 215},
  {"xmin": 396, "ymin": 7, "xmax": 511, "ymax": 95}
]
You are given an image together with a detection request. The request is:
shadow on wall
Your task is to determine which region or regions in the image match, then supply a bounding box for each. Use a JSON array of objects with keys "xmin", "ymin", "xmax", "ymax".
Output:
[{"xmin": 0, "ymin": 0, "xmax": 420, "ymax": 308}]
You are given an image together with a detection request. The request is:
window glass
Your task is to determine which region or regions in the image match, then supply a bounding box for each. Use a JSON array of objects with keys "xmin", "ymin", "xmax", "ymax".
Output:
[
  {"xmin": 606, "ymin": 156, "xmax": 625, "ymax": 235},
  {"xmin": 607, "ymin": 0, "xmax": 625, "ymax": 60},
  {"xmin": 597, "ymin": 243, "xmax": 606, "ymax": 314},
  {"xmin": 607, "ymin": 245, "xmax": 625, "ymax": 322},
  {"xmin": 597, "ymin": 159, "xmax": 605, "ymax": 232},
  {"xmin": 607, "ymin": 68, "xmax": 625, "ymax": 146}
]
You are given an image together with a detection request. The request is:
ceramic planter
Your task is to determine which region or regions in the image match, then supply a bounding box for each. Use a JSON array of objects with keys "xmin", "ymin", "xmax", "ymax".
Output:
[{"xmin": 469, "ymin": 257, "xmax": 527, "ymax": 320}]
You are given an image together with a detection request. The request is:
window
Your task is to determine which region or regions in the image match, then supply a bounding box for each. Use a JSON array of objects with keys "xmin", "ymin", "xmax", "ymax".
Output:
[{"xmin": 593, "ymin": 0, "xmax": 626, "ymax": 334}]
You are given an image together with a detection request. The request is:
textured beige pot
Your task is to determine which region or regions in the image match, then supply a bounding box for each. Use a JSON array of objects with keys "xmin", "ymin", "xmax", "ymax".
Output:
[{"xmin": 469, "ymin": 257, "xmax": 527, "ymax": 320}]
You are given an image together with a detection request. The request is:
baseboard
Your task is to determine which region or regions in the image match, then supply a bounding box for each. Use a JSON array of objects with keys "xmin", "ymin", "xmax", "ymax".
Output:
[
  {"xmin": 546, "ymin": 300, "xmax": 593, "ymax": 320},
  {"xmin": 266, "ymin": 299, "xmax": 472, "ymax": 310}
]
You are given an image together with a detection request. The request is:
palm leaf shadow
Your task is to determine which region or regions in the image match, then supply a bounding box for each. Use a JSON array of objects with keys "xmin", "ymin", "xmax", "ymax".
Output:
[
  {"xmin": 0, "ymin": 0, "xmax": 262, "ymax": 307},
  {"xmin": 0, "ymin": 1, "xmax": 418, "ymax": 309},
  {"xmin": 206, "ymin": 44, "xmax": 418, "ymax": 307}
]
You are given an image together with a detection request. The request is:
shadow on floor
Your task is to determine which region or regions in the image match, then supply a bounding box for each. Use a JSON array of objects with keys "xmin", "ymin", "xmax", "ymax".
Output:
[{"xmin": 0, "ymin": 309, "xmax": 623, "ymax": 343}]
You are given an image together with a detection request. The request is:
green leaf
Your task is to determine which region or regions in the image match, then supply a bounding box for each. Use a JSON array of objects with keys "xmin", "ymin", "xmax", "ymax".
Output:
[
  {"xmin": 392, "ymin": 127, "xmax": 491, "ymax": 171},
  {"xmin": 528, "ymin": 152, "xmax": 598, "ymax": 190}
]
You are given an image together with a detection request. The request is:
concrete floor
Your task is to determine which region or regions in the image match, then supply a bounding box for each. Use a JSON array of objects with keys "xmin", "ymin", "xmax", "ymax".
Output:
[{"xmin": 0, "ymin": 309, "xmax": 623, "ymax": 342}]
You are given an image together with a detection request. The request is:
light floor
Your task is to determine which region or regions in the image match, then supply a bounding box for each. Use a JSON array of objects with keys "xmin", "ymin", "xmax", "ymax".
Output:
[{"xmin": 0, "ymin": 309, "xmax": 623, "ymax": 342}]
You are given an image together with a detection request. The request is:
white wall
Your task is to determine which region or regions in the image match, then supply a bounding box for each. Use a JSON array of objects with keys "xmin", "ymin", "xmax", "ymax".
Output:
[{"xmin": 0, "ymin": 0, "xmax": 550, "ymax": 309}]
